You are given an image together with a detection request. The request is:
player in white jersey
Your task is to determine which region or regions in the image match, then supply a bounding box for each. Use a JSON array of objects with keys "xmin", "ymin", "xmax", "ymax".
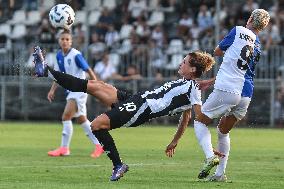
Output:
[
  {"xmin": 192, "ymin": 9, "xmax": 270, "ymax": 181},
  {"xmin": 46, "ymin": 30, "xmax": 104, "ymax": 158},
  {"xmin": 35, "ymin": 51, "xmax": 216, "ymax": 181}
]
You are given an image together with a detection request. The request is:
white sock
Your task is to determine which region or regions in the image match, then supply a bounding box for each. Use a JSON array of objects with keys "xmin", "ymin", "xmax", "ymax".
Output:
[
  {"xmin": 80, "ymin": 120, "xmax": 100, "ymax": 145},
  {"xmin": 215, "ymin": 127, "xmax": 230, "ymax": 176},
  {"xmin": 61, "ymin": 120, "xmax": 73, "ymax": 148},
  {"xmin": 194, "ymin": 120, "xmax": 214, "ymax": 159}
]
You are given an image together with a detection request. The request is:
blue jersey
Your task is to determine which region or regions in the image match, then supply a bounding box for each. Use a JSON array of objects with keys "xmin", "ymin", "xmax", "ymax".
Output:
[
  {"xmin": 54, "ymin": 48, "xmax": 90, "ymax": 80},
  {"xmin": 214, "ymin": 26, "xmax": 260, "ymax": 97}
]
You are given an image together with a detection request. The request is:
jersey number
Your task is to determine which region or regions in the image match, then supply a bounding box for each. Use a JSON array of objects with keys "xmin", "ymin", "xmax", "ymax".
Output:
[
  {"xmin": 119, "ymin": 102, "xmax": 137, "ymax": 112},
  {"xmin": 237, "ymin": 45, "xmax": 253, "ymax": 70}
]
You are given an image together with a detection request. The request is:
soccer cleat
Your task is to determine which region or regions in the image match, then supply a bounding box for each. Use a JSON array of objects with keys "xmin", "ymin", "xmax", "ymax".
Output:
[
  {"xmin": 206, "ymin": 173, "xmax": 227, "ymax": 182},
  {"xmin": 198, "ymin": 155, "xmax": 220, "ymax": 179},
  {"xmin": 47, "ymin": 147, "xmax": 70, "ymax": 156},
  {"xmin": 110, "ymin": 163, "xmax": 129, "ymax": 181},
  {"xmin": 33, "ymin": 46, "xmax": 47, "ymax": 77},
  {"xmin": 90, "ymin": 144, "xmax": 105, "ymax": 158}
]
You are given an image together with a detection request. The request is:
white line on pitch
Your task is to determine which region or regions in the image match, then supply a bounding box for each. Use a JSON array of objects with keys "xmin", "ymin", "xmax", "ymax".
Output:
[{"xmin": 1, "ymin": 162, "xmax": 184, "ymax": 169}]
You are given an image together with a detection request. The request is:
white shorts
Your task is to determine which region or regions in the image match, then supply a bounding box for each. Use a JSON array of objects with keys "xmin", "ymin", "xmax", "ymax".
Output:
[
  {"xmin": 66, "ymin": 92, "xmax": 88, "ymax": 118},
  {"xmin": 202, "ymin": 89, "xmax": 251, "ymax": 120}
]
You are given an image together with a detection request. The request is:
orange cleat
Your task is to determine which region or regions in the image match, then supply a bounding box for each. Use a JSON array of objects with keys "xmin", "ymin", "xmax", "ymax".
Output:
[
  {"xmin": 91, "ymin": 144, "xmax": 104, "ymax": 158},
  {"xmin": 48, "ymin": 147, "xmax": 70, "ymax": 157}
]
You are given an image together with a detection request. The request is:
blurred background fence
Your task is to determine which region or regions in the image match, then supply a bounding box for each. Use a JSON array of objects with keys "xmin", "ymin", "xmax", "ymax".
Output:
[{"xmin": 0, "ymin": 44, "xmax": 282, "ymax": 127}]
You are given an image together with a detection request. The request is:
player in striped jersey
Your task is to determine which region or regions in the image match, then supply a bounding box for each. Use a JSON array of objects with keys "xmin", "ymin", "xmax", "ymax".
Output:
[
  {"xmin": 35, "ymin": 50, "xmax": 215, "ymax": 181},
  {"xmin": 193, "ymin": 9, "xmax": 270, "ymax": 181}
]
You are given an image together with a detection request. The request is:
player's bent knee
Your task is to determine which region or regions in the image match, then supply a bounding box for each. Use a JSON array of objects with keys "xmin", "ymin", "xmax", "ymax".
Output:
[
  {"xmin": 218, "ymin": 115, "xmax": 238, "ymax": 134},
  {"xmin": 62, "ymin": 114, "xmax": 73, "ymax": 121},
  {"xmin": 196, "ymin": 113, "xmax": 212, "ymax": 125},
  {"xmin": 91, "ymin": 114, "xmax": 111, "ymax": 131}
]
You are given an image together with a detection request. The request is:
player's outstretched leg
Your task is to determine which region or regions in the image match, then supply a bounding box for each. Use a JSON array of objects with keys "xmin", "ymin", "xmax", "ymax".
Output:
[{"xmin": 47, "ymin": 66, "xmax": 88, "ymax": 92}]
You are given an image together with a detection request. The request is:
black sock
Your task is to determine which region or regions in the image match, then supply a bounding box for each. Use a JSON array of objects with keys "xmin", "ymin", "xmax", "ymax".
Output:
[
  {"xmin": 47, "ymin": 66, "xmax": 87, "ymax": 92},
  {"xmin": 92, "ymin": 129, "xmax": 122, "ymax": 167}
]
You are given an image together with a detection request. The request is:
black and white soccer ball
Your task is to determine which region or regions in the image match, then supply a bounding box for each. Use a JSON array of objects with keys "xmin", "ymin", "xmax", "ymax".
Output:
[{"xmin": 49, "ymin": 4, "xmax": 75, "ymax": 29}]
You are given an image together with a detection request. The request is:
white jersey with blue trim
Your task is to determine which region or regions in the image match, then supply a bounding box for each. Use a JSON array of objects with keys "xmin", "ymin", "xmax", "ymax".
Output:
[
  {"xmin": 214, "ymin": 26, "xmax": 257, "ymax": 95},
  {"xmin": 54, "ymin": 48, "xmax": 90, "ymax": 79}
]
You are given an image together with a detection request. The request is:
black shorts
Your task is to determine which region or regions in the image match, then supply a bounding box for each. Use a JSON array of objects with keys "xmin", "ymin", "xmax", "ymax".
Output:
[
  {"xmin": 117, "ymin": 90, "xmax": 132, "ymax": 101},
  {"xmin": 105, "ymin": 94, "xmax": 152, "ymax": 129},
  {"xmin": 110, "ymin": 90, "xmax": 133, "ymax": 109}
]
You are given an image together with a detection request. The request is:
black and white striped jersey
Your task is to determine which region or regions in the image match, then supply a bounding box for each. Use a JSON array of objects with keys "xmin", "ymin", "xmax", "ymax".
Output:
[{"xmin": 141, "ymin": 78, "xmax": 202, "ymax": 116}]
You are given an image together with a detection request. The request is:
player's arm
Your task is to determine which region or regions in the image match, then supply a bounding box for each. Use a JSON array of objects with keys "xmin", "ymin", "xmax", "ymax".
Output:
[
  {"xmin": 214, "ymin": 27, "xmax": 236, "ymax": 57},
  {"xmin": 86, "ymin": 68, "xmax": 97, "ymax": 80},
  {"xmin": 165, "ymin": 109, "xmax": 191, "ymax": 157},
  {"xmin": 75, "ymin": 54, "xmax": 97, "ymax": 80},
  {"xmin": 214, "ymin": 46, "xmax": 224, "ymax": 56},
  {"xmin": 47, "ymin": 81, "xmax": 58, "ymax": 102}
]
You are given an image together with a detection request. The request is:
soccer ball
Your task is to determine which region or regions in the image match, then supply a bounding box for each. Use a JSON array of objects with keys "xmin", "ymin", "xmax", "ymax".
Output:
[{"xmin": 49, "ymin": 4, "xmax": 75, "ymax": 29}]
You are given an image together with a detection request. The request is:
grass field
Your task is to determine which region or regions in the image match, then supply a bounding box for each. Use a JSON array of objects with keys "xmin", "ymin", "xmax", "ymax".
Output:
[{"xmin": 0, "ymin": 122, "xmax": 283, "ymax": 189}]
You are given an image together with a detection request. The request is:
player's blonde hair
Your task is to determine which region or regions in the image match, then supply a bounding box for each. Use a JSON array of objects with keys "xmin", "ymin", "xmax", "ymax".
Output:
[
  {"xmin": 250, "ymin": 9, "xmax": 270, "ymax": 31},
  {"xmin": 189, "ymin": 51, "xmax": 215, "ymax": 78}
]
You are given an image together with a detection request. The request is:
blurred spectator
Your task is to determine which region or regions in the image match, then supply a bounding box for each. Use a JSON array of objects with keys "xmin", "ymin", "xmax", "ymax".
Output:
[
  {"xmin": 127, "ymin": 0, "xmax": 147, "ymax": 21},
  {"xmin": 197, "ymin": 4, "xmax": 213, "ymax": 33},
  {"xmin": 267, "ymin": 19, "xmax": 281, "ymax": 45},
  {"xmin": 0, "ymin": 0, "xmax": 15, "ymax": 20},
  {"xmin": 258, "ymin": 19, "xmax": 281, "ymax": 55},
  {"xmin": 212, "ymin": 4, "xmax": 228, "ymax": 25},
  {"xmin": 89, "ymin": 32, "xmax": 106, "ymax": 67},
  {"xmin": 39, "ymin": 0, "xmax": 55, "ymax": 12},
  {"xmin": 96, "ymin": 7, "xmax": 114, "ymax": 40},
  {"xmin": 159, "ymin": 0, "xmax": 177, "ymax": 11},
  {"xmin": 119, "ymin": 17, "xmax": 134, "ymax": 40},
  {"xmin": 184, "ymin": 34, "xmax": 194, "ymax": 51},
  {"xmin": 177, "ymin": 12, "xmax": 193, "ymax": 37},
  {"xmin": 73, "ymin": 23, "xmax": 85, "ymax": 51},
  {"xmin": 135, "ymin": 15, "xmax": 150, "ymax": 42},
  {"xmin": 189, "ymin": 20, "xmax": 201, "ymax": 40},
  {"xmin": 242, "ymin": 0, "xmax": 259, "ymax": 20},
  {"xmin": 151, "ymin": 25, "xmax": 165, "ymax": 47},
  {"xmin": 105, "ymin": 24, "xmax": 120, "ymax": 49},
  {"xmin": 37, "ymin": 18, "xmax": 56, "ymax": 44},
  {"xmin": 112, "ymin": 64, "xmax": 142, "ymax": 81},
  {"xmin": 150, "ymin": 72, "xmax": 165, "ymax": 90},
  {"xmin": 93, "ymin": 53, "xmax": 117, "ymax": 81},
  {"xmin": 200, "ymin": 28, "xmax": 214, "ymax": 53},
  {"xmin": 149, "ymin": 39, "xmax": 165, "ymax": 69},
  {"xmin": 23, "ymin": 0, "xmax": 38, "ymax": 11}
]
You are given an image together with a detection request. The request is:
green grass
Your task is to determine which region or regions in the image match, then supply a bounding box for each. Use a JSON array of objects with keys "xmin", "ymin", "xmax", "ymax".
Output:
[{"xmin": 0, "ymin": 122, "xmax": 283, "ymax": 189}]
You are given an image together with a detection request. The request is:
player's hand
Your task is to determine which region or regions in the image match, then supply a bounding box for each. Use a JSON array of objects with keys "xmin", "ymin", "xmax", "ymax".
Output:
[
  {"xmin": 165, "ymin": 141, "xmax": 178, "ymax": 158},
  {"xmin": 213, "ymin": 148, "xmax": 225, "ymax": 158},
  {"xmin": 47, "ymin": 91, "xmax": 55, "ymax": 102}
]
